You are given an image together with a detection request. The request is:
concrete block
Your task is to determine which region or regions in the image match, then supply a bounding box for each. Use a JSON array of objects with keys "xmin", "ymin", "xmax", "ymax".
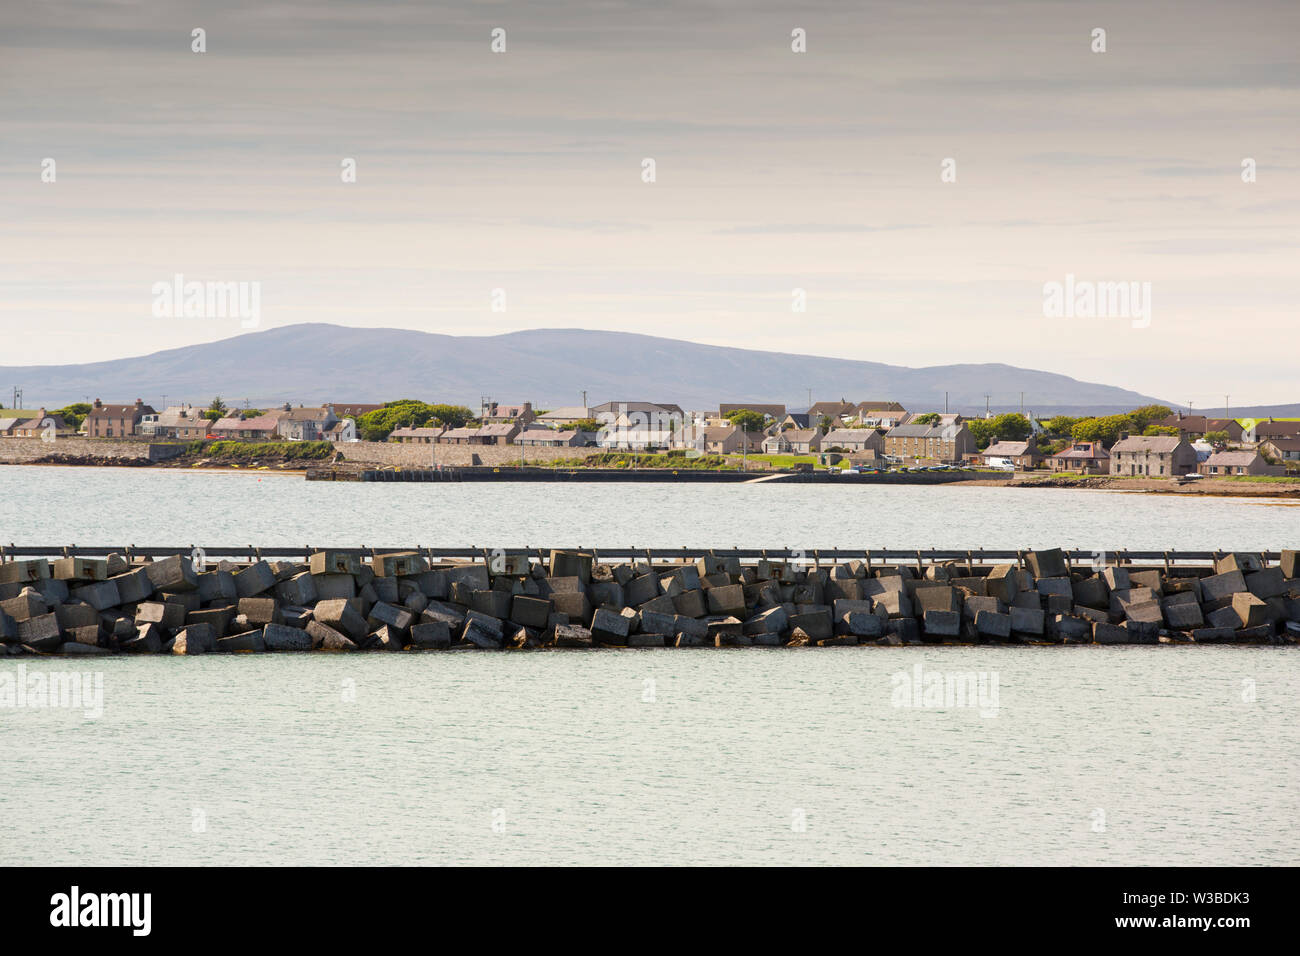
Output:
[
  {"xmin": 1214, "ymin": 553, "xmax": 1264, "ymax": 575},
  {"xmin": 706, "ymin": 584, "xmax": 746, "ymax": 616},
  {"xmin": 1281, "ymin": 550, "xmax": 1299, "ymax": 580},
  {"xmin": 109, "ymin": 568, "xmax": 153, "ymax": 605},
  {"xmin": 276, "ymin": 571, "xmax": 317, "ymax": 607},
  {"xmin": 1010, "ymin": 606, "xmax": 1045, "ymax": 635},
  {"xmin": 314, "ymin": 598, "xmax": 368, "ymax": 640},
  {"xmin": 263, "ymin": 623, "xmax": 312, "ymax": 651},
  {"xmin": 122, "ymin": 623, "xmax": 163, "ymax": 654},
  {"xmin": 54, "ymin": 602, "xmax": 99, "ymax": 631},
  {"xmin": 197, "ymin": 569, "xmax": 235, "ymax": 603},
  {"xmin": 1163, "ymin": 601, "xmax": 1204, "ymax": 629},
  {"xmin": 17, "ymin": 612, "xmax": 62, "ymax": 650},
  {"xmin": 238, "ymin": 597, "xmax": 282, "ymax": 625},
  {"xmin": 53, "ymin": 557, "xmax": 108, "ymax": 582},
  {"xmin": 373, "ymin": 551, "xmax": 427, "ymax": 577},
  {"xmin": 134, "ymin": 601, "xmax": 185, "ymax": 629},
  {"xmin": 549, "ymin": 551, "xmax": 593, "ymax": 582},
  {"xmin": 639, "ymin": 610, "xmax": 677, "ymax": 636},
  {"xmin": 1246, "ymin": 567, "xmax": 1287, "ymax": 600},
  {"xmin": 1100, "ymin": 566, "xmax": 1130, "ymax": 591},
  {"xmin": 306, "ymin": 620, "xmax": 355, "ymax": 651},
  {"xmin": 174, "ymin": 623, "xmax": 216, "ymax": 653},
  {"xmin": 1, "ymin": 590, "xmax": 48, "ymax": 622},
  {"xmin": 553, "ymin": 624, "xmax": 593, "ymax": 647},
  {"xmin": 1026, "ymin": 549, "xmax": 1068, "ymax": 579},
  {"xmin": 1093, "ymin": 622, "xmax": 1130, "ymax": 644},
  {"xmin": 1232, "ymin": 592, "xmax": 1270, "ymax": 628},
  {"xmin": 975, "ymin": 609, "xmax": 1012, "ymax": 638},
  {"xmin": 233, "ymin": 560, "xmax": 276, "ymax": 598},
  {"xmin": 839, "ymin": 611, "xmax": 883, "ymax": 637},
  {"xmin": 787, "ymin": 609, "xmax": 831, "ymax": 640},
  {"xmin": 742, "ymin": 605, "xmax": 788, "ymax": 636},
  {"xmin": 0, "ymin": 559, "xmax": 50, "ymax": 585},
  {"xmin": 313, "ymin": 573, "xmax": 355, "ymax": 600},
  {"xmin": 1052, "ymin": 614, "xmax": 1092, "ymax": 643},
  {"xmin": 309, "ymin": 551, "xmax": 361, "ymax": 576},
  {"xmin": 591, "ymin": 607, "xmax": 630, "ymax": 645},
  {"xmin": 914, "ymin": 586, "xmax": 961, "ymax": 614},
  {"xmin": 217, "ymin": 629, "xmax": 267, "ymax": 652},
  {"xmin": 145, "ymin": 555, "xmax": 198, "ymax": 593},
  {"xmin": 409, "ymin": 620, "xmax": 451, "ymax": 649},
  {"xmin": 1205, "ymin": 605, "xmax": 1243, "ymax": 629},
  {"xmin": 985, "ymin": 565, "xmax": 1023, "ymax": 603},
  {"xmin": 1071, "ymin": 575, "xmax": 1109, "ymax": 609},
  {"xmin": 923, "ymin": 609, "xmax": 961, "ymax": 637},
  {"xmin": 1200, "ymin": 569, "xmax": 1247, "ymax": 601},
  {"xmin": 672, "ymin": 589, "xmax": 708, "ymax": 618},
  {"xmin": 510, "ymin": 595, "xmax": 551, "ymax": 629},
  {"xmin": 873, "ymin": 589, "xmax": 912, "ymax": 619}
]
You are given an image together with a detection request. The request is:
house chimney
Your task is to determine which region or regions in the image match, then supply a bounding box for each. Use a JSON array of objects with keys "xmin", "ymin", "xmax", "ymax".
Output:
[
  {"xmin": 135, "ymin": 398, "xmax": 143, "ymax": 406},
  {"xmin": 283, "ymin": 402, "xmax": 292, "ymax": 412},
  {"xmin": 93, "ymin": 398, "xmax": 102, "ymax": 409},
  {"xmin": 1119, "ymin": 431, "xmax": 1129, "ymax": 441}
]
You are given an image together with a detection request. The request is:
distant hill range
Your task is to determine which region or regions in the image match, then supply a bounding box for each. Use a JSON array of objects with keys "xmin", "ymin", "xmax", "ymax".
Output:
[{"xmin": 0, "ymin": 323, "xmax": 1278, "ymax": 418}]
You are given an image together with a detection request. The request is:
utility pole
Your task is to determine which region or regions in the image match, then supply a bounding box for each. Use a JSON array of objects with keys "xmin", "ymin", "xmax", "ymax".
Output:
[
  {"xmin": 1225, "ymin": 395, "xmax": 1230, "ymax": 419},
  {"xmin": 984, "ymin": 394, "xmax": 991, "ymax": 419},
  {"xmin": 582, "ymin": 389, "xmax": 587, "ymax": 410},
  {"xmin": 944, "ymin": 391, "xmax": 949, "ymax": 414},
  {"xmin": 1020, "ymin": 392, "xmax": 1024, "ymax": 416}
]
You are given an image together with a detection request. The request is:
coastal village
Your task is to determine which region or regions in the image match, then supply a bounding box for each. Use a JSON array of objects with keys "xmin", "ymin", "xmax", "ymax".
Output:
[{"xmin": 2, "ymin": 394, "xmax": 1297, "ymax": 478}]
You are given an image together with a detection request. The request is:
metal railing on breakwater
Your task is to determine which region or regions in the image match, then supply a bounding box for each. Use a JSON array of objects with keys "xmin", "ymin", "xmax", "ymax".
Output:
[{"xmin": 1, "ymin": 544, "xmax": 1285, "ymax": 569}]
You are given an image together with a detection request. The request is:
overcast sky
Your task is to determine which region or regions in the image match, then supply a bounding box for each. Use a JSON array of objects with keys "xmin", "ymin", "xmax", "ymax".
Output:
[{"xmin": 2, "ymin": 0, "xmax": 1297, "ymax": 407}]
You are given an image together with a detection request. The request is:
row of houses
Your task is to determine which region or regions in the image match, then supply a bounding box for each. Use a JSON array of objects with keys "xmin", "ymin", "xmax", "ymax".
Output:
[
  {"xmin": 0, "ymin": 398, "xmax": 378, "ymax": 442},
  {"xmin": 1041, "ymin": 435, "xmax": 1286, "ymax": 477}
]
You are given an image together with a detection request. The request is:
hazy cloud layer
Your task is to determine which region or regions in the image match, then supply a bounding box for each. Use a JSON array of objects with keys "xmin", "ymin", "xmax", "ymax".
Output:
[{"xmin": 2, "ymin": 0, "xmax": 1297, "ymax": 405}]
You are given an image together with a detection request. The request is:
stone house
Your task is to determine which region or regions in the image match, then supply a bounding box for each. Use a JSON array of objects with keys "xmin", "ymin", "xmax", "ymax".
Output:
[
  {"xmin": 1260, "ymin": 437, "xmax": 1300, "ymax": 463},
  {"xmin": 389, "ymin": 426, "xmax": 444, "ymax": 444},
  {"xmin": 6, "ymin": 409, "xmax": 71, "ymax": 438},
  {"xmin": 139, "ymin": 405, "xmax": 210, "ymax": 440},
  {"xmin": 978, "ymin": 440, "xmax": 1041, "ymax": 469},
  {"xmin": 1199, "ymin": 450, "xmax": 1284, "ymax": 476},
  {"xmin": 1045, "ymin": 441, "xmax": 1110, "ymax": 474},
  {"xmin": 821, "ymin": 428, "xmax": 885, "ymax": 455},
  {"xmin": 474, "ymin": 423, "xmax": 521, "ymax": 445},
  {"xmin": 1153, "ymin": 413, "xmax": 1244, "ymax": 442},
  {"xmin": 85, "ymin": 399, "xmax": 155, "ymax": 438},
  {"xmin": 210, "ymin": 412, "xmax": 285, "ymax": 441},
  {"xmin": 276, "ymin": 404, "xmax": 338, "ymax": 441},
  {"xmin": 761, "ymin": 428, "xmax": 822, "ymax": 455},
  {"xmin": 1109, "ymin": 435, "xmax": 1198, "ymax": 477},
  {"xmin": 515, "ymin": 428, "xmax": 594, "ymax": 447},
  {"xmin": 883, "ymin": 423, "xmax": 975, "ymax": 463}
]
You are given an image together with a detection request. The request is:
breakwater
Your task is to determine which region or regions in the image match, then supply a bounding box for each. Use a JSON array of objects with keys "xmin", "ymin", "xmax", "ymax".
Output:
[{"xmin": 2, "ymin": 547, "xmax": 1297, "ymax": 654}]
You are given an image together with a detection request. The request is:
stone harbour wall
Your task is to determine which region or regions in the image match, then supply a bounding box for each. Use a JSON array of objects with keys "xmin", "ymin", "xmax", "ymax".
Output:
[
  {"xmin": 1, "ymin": 548, "xmax": 1298, "ymax": 655},
  {"xmin": 0, "ymin": 437, "xmax": 186, "ymax": 463},
  {"xmin": 333, "ymin": 440, "xmax": 592, "ymax": 468}
]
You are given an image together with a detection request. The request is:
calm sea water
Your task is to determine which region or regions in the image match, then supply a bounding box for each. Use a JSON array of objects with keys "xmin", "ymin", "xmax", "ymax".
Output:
[
  {"xmin": 1, "ymin": 465, "xmax": 1297, "ymax": 865},
  {"xmin": 0, "ymin": 465, "xmax": 1297, "ymax": 550},
  {"xmin": 2, "ymin": 649, "xmax": 1296, "ymax": 865}
]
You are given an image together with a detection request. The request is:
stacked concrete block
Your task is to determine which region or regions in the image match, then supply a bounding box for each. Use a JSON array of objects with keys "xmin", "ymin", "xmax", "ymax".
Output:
[{"xmin": 1, "ymin": 547, "xmax": 1296, "ymax": 654}]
